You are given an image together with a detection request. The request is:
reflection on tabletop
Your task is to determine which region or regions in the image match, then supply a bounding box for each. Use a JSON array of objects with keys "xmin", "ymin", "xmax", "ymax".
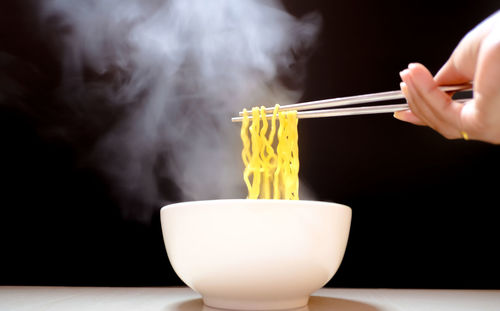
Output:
[{"xmin": 174, "ymin": 296, "xmax": 379, "ymax": 311}]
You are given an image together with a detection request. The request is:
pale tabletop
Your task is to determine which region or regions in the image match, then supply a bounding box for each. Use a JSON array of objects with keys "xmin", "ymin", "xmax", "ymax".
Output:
[{"xmin": 1, "ymin": 286, "xmax": 499, "ymax": 311}]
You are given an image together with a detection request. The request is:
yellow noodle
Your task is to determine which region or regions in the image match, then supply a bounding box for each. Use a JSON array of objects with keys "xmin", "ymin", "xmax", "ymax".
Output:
[
  {"xmin": 259, "ymin": 106, "xmax": 271, "ymax": 198},
  {"xmin": 241, "ymin": 104, "xmax": 299, "ymax": 200},
  {"xmin": 287, "ymin": 111, "xmax": 299, "ymax": 199},
  {"xmin": 248, "ymin": 107, "xmax": 262, "ymax": 199},
  {"xmin": 241, "ymin": 109, "xmax": 252, "ymax": 196},
  {"xmin": 273, "ymin": 110, "xmax": 286, "ymax": 199}
]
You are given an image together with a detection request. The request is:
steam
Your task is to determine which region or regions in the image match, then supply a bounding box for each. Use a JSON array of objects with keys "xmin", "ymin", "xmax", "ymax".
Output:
[{"xmin": 37, "ymin": 0, "xmax": 319, "ymax": 220}]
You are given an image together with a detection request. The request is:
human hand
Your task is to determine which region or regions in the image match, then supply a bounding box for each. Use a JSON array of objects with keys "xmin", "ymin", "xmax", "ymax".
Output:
[{"xmin": 395, "ymin": 10, "xmax": 500, "ymax": 144}]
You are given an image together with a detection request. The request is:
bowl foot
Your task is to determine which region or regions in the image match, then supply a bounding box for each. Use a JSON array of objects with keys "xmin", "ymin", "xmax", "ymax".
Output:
[{"xmin": 203, "ymin": 296, "xmax": 309, "ymax": 310}]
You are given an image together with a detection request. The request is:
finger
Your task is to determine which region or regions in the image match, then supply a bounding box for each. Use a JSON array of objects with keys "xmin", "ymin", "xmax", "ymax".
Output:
[
  {"xmin": 406, "ymin": 63, "xmax": 464, "ymax": 139},
  {"xmin": 393, "ymin": 82, "xmax": 427, "ymax": 125},
  {"xmin": 393, "ymin": 110, "xmax": 426, "ymax": 126},
  {"xmin": 400, "ymin": 66, "xmax": 442, "ymax": 128}
]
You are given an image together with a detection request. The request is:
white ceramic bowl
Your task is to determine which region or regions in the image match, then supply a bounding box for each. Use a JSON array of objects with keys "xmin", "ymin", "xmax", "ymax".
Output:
[{"xmin": 160, "ymin": 199, "xmax": 351, "ymax": 310}]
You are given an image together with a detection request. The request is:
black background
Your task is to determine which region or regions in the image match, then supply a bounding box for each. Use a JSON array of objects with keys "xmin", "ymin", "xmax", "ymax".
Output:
[{"xmin": 1, "ymin": 0, "xmax": 500, "ymax": 289}]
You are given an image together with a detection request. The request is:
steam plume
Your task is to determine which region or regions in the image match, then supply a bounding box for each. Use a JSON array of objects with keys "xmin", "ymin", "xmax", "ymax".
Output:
[{"xmin": 36, "ymin": 0, "xmax": 319, "ymax": 220}]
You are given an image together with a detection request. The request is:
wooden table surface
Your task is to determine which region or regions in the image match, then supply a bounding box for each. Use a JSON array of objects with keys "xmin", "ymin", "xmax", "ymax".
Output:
[{"xmin": 1, "ymin": 286, "xmax": 499, "ymax": 311}]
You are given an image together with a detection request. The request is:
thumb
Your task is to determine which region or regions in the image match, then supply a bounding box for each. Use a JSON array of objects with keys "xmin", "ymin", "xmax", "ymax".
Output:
[
  {"xmin": 434, "ymin": 58, "xmax": 473, "ymax": 86},
  {"xmin": 435, "ymin": 11, "xmax": 500, "ymax": 85}
]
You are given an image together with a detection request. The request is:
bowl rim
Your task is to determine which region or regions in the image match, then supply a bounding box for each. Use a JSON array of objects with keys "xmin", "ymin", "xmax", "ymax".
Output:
[{"xmin": 160, "ymin": 199, "xmax": 351, "ymax": 213}]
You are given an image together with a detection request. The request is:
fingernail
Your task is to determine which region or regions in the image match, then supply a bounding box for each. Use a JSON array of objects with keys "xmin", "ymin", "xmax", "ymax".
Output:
[
  {"xmin": 393, "ymin": 111, "xmax": 402, "ymax": 120},
  {"xmin": 408, "ymin": 63, "xmax": 418, "ymax": 69},
  {"xmin": 399, "ymin": 69, "xmax": 410, "ymax": 79},
  {"xmin": 400, "ymin": 82, "xmax": 408, "ymax": 94}
]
